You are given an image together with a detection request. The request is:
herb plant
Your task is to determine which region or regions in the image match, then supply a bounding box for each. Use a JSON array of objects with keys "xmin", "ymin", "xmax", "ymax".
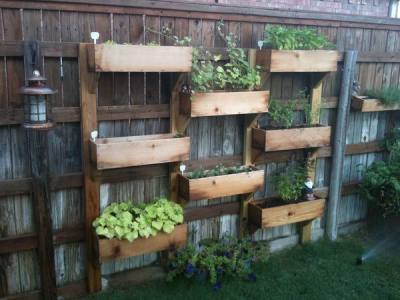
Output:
[
  {"xmin": 186, "ymin": 164, "xmax": 257, "ymax": 179},
  {"xmin": 359, "ymin": 129, "xmax": 400, "ymax": 217},
  {"xmin": 190, "ymin": 21, "xmax": 261, "ymax": 92},
  {"xmin": 268, "ymin": 99, "xmax": 296, "ymax": 129},
  {"xmin": 264, "ymin": 25, "xmax": 334, "ymax": 50},
  {"xmin": 273, "ymin": 165, "xmax": 308, "ymax": 203},
  {"xmin": 93, "ymin": 198, "xmax": 184, "ymax": 242},
  {"xmin": 365, "ymin": 87, "xmax": 400, "ymax": 106},
  {"xmin": 166, "ymin": 236, "xmax": 269, "ymax": 288},
  {"xmin": 267, "ymin": 90, "xmax": 319, "ymax": 129}
]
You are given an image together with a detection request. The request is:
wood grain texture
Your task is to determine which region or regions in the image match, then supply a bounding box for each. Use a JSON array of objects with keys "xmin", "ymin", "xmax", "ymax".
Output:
[
  {"xmin": 79, "ymin": 43, "xmax": 101, "ymax": 292},
  {"xmin": 256, "ymin": 50, "xmax": 340, "ymax": 73},
  {"xmin": 88, "ymin": 44, "xmax": 192, "ymax": 72},
  {"xmin": 252, "ymin": 126, "xmax": 332, "ymax": 152},
  {"xmin": 180, "ymin": 91, "xmax": 269, "ymax": 117},
  {"xmin": 97, "ymin": 224, "xmax": 187, "ymax": 262},
  {"xmin": 352, "ymin": 95, "xmax": 400, "ymax": 112},
  {"xmin": 91, "ymin": 134, "xmax": 190, "ymax": 169},
  {"xmin": 248, "ymin": 199, "xmax": 326, "ymax": 228},
  {"xmin": 178, "ymin": 169, "xmax": 264, "ymax": 201}
]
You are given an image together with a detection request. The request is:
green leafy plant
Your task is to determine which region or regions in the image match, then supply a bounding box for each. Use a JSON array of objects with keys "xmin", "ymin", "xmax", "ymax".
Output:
[
  {"xmin": 365, "ymin": 87, "xmax": 400, "ymax": 106},
  {"xmin": 190, "ymin": 21, "xmax": 261, "ymax": 93},
  {"xmin": 273, "ymin": 165, "xmax": 308, "ymax": 203},
  {"xmin": 359, "ymin": 129, "xmax": 400, "ymax": 217},
  {"xmin": 166, "ymin": 236, "xmax": 269, "ymax": 289},
  {"xmin": 186, "ymin": 164, "xmax": 257, "ymax": 179},
  {"xmin": 268, "ymin": 99, "xmax": 296, "ymax": 129},
  {"xmin": 264, "ymin": 25, "xmax": 334, "ymax": 50},
  {"xmin": 93, "ymin": 198, "xmax": 184, "ymax": 242},
  {"xmin": 268, "ymin": 90, "xmax": 320, "ymax": 129}
]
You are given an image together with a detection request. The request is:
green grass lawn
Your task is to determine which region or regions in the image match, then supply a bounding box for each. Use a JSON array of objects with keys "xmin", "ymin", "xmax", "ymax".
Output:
[{"xmin": 83, "ymin": 235, "xmax": 400, "ymax": 300}]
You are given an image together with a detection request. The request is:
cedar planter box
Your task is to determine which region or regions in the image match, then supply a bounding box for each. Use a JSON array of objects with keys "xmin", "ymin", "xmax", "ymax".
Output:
[
  {"xmin": 248, "ymin": 199, "xmax": 326, "ymax": 228},
  {"xmin": 252, "ymin": 126, "xmax": 331, "ymax": 152},
  {"xmin": 178, "ymin": 169, "xmax": 265, "ymax": 201},
  {"xmin": 90, "ymin": 133, "xmax": 190, "ymax": 170},
  {"xmin": 256, "ymin": 50, "xmax": 339, "ymax": 73},
  {"xmin": 352, "ymin": 95, "xmax": 400, "ymax": 112},
  {"xmin": 95, "ymin": 224, "xmax": 188, "ymax": 262},
  {"xmin": 180, "ymin": 91, "xmax": 269, "ymax": 117},
  {"xmin": 88, "ymin": 44, "xmax": 192, "ymax": 72}
]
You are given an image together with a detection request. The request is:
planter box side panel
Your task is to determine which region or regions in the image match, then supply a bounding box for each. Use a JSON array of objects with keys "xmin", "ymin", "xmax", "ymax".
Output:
[
  {"xmin": 98, "ymin": 224, "xmax": 188, "ymax": 262},
  {"xmin": 188, "ymin": 91, "xmax": 269, "ymax": 117},
  {"xmin": 94, "ymin": 137, "xmax": 190, "ymax": 169},
  {"xmin": 261, "ymin": 199, "xmax": 326, "ymax": 228},
  {"xmin": 263, "ymin": 126, "xmax": 331, "ymax": 151},
  {"xmin": 352, "ymin": 96, "xmax": 400, "ymax": 112},
  {"xmin": 257, "ymin": 50, "xmax": 339, "ymax": 73},
  {"xmin": 92, "ymin": 45, "xmax": 192, "ymax": 72},
  {"xmin": 182, "ymin": 170, "xmax": 265, "ymax": 201}
]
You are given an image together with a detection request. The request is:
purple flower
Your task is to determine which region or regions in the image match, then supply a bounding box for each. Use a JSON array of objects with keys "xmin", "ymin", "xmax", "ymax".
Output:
[
  {"xmin": 213, "ymin": 282, "xmax": 222, "ymax": 291},
  {"xmin": 185, "ymin": 263, "xmax": 195, "ymax": 274},
  {"xmin": 248, "ymin": 273, "xmax": 257, "ymax": 282}
]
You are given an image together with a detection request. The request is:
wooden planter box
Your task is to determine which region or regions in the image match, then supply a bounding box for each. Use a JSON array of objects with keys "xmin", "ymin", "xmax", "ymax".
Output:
[
  {"xmin": 352, "ymin": 95, "xmax": 400, "ymax": 112},
  {"xmin": 88, "ymin": 44, "xmax": 192, "ymax": 72},
  {"xmin": 256, "ymin": 50, "xmax": 339, "ymax": 73},
  {"xmin": 178, "ymin": 169, "xmax": 264, "ymax": 201},
  {"xmin": 180, "ymin": 91, "xmax": 269, "ymax": 117},
  {"xmin": 95, "ymin": 224, "xmax": 188, "ymax": 262},
  {"xmin": 248, "ymin": 199, "xmax": 326, "ymax": 228},
  {"xmin": 252, "ymin": 126, "xmax": 331, "ymax": 152},
  {"xmin": 90, "ymin": 133, "xmax": 190, "ymax": 170}
]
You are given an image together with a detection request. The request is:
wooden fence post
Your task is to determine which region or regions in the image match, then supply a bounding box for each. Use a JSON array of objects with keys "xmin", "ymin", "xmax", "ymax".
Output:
[
  {"xmin": 24, "ymin": 40, "xmax": 57, "ymax": 300},
  {"xmin": 79, "ymin": 43, "xmax": 102, "ymax": 292},
  {"xmin": 327, "ymin": 50, "xmax": 358, "ymax": 241}
]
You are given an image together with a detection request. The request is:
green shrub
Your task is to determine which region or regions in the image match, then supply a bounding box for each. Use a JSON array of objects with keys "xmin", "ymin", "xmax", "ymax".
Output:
[
  {"xmin": 166, "ymin": 236, "xmax": 269, "ymax": 288},
  {"xmin": 365, "ymin": 87, "xmax": 400, "ymax": 106},
  {"xmin": 264, "ymin": 25, "xmax": 334, "ymax": 50},
  {"xmin": 93, "ymin": 198, "xmax": 184, "ymax": 242},
  {"xmin": 359, "ymin": 129, "xmax": 400, "ymax": 217}
]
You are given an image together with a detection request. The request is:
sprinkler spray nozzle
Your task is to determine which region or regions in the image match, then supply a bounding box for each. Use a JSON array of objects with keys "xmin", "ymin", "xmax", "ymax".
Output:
[{"xmin": 356, "ymin": 256, "xmax": 365, "ymax": 265}]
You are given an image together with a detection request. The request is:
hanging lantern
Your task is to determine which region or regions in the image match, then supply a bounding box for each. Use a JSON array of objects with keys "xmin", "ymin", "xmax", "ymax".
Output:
[{"xmin": 19, "ymin": 70, "xmax": 57, "ymax": 129}]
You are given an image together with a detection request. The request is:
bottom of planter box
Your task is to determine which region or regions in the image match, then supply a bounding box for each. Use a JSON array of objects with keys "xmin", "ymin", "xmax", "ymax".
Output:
[
  {"xmin": 95, "ymin": 224, "xmax": 188, "ymax": 262},
  {"xmin": 248, "ymin": 199, "xmax": 326, "ymax": 228}
]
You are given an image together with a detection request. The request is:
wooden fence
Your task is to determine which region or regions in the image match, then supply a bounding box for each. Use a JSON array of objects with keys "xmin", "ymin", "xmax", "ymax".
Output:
[{"xmin": 0, "ymin": 0, "xmax": 399, "ymax": 298}]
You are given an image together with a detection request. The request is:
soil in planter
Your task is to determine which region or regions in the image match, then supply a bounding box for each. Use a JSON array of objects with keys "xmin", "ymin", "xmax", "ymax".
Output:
[
  {"xmin": 185, "ymin": 165, "xmax": 259, "ymax": 179},
  {"xmin": 255, "ymin": 197, "xmax": 321, "ymax": 209},
  {"xmin": 260, "ymin": 124, "xmax": 325, "ymax": 130}
]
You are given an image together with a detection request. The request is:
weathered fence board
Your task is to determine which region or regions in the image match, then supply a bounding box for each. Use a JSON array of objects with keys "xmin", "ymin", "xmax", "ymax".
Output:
[{"xmin": 0, "ymin": 2, "xmax": 399, "ymax": 297}]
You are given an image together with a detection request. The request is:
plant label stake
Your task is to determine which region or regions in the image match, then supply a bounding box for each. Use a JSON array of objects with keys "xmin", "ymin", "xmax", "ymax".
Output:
[
  {"xmin": 91, "ymin": 130, "xmax": 98, "ymax": 142},
  {"xmin": 91, "ymin": 32, "xmax": 99, "ymax": 44},
  {"xmin": 180, "ymin": 164, "xmax": 186, "ymax": 175}
]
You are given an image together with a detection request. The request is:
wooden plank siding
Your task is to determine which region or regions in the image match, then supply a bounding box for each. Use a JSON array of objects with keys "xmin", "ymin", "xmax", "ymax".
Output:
[{"xmin": 0, "ymin": 1, "xmax": 399, "ymax": 297}]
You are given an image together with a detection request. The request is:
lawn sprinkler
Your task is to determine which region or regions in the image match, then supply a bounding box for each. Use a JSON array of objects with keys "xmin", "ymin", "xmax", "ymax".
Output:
[{"xmin": 356, "ymin": 256, "xmax": 365, "ymax": 265}]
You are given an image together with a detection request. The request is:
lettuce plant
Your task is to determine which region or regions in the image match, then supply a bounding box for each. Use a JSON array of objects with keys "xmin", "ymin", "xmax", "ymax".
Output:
[{"xmin": 93, "ymin": 198, "xmax": 184, "ymax": 242}]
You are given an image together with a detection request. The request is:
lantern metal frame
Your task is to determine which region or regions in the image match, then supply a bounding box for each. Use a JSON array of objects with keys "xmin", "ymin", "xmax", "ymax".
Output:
[{"xmin": 19, "ymin": 70, "xmax": 57, "ymax": 130}]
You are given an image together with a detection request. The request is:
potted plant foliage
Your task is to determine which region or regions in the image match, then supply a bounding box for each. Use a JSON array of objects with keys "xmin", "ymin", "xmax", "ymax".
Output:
[
  {"xmin": 93, "ymin": 198, "xmax": 187, "ymax": 262},
  {"xmin": 180, "ymin": 21, "xmax": 270, "ymax": 117},
  {"xmin": 256, "ymin": 25, "xmax": 339, "ymax": 73},
  {"xmin": 352, "ymin": 87, "xmax": 400, "ymax": 112},
  {"xmin": 248, "ymin": 164, "xmax": 326, "ymax": 229},
  {"xmin": 252, "ymin": 91, "xmax": 331, "ymax": 152},
  {"xmin": 178, "ymin": 164, "xmax": 264, "ymax": 201}
]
